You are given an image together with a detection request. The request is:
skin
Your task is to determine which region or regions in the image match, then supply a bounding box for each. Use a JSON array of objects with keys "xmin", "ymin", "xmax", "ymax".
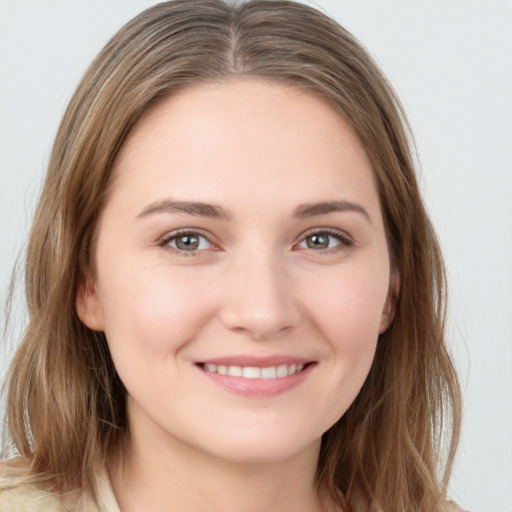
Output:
[{"xmin": 78, "ymin": 79, "xmax": 395, "ymax": 512}]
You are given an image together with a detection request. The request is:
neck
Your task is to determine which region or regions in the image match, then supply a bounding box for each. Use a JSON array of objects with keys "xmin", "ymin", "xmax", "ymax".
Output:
[{"xmin": 109, "ymin": 407, "xmax": 331, "ymax": 512}]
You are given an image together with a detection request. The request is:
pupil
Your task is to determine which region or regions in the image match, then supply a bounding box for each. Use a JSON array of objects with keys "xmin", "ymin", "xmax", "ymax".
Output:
[
  {"xmin": 307, "ymin": 234, "xmax": 329, "ymax": 249},
  {"xmin": 177, "ymin": 235, "xmax": 199, "ymax": 250}
]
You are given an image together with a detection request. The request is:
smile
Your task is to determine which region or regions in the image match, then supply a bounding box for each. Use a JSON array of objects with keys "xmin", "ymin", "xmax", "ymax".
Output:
[
  {"xmin": 196, "ymin": 358, "xmax": 315, "ymax": 397},
  {"xmin": 202, "ymin": 363, "xmax": 305, "ymax": 379}
]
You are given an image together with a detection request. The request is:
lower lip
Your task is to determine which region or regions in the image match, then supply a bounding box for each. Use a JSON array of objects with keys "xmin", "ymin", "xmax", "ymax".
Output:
[{"xmin": 196, "ymin": 364, "xmax": 315, "ymax": 398}]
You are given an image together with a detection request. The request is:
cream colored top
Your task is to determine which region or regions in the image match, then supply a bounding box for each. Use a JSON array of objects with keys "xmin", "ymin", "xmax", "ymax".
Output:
[
  {"xmin": 0, "ymin": 464, "xmax": 466, "ymax": 512},
  {"xmin": 0, "ymin": 466, "xmax": 120, "ymax": 512}
]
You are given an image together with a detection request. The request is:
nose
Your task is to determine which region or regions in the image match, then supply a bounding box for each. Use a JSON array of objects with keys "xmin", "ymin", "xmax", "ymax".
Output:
[{"xmin": 219, "ymin": 251, "xmax": 302, "ymax": 340}]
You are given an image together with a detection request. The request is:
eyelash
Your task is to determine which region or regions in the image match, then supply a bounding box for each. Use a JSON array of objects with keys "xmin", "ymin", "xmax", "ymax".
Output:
[{"xmin": 157, "ymin": 227, "xmax": 354, "ymax": 256}]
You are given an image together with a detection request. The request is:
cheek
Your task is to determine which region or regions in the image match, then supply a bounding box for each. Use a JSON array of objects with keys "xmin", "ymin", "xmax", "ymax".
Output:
[
  {"xmin": 98, "ymin": 263, "xmax": 216, "ymax": 358},
  {"xmin": 299, "ymin": 264, "xmax": 388, "ymax": 426},
  {"xmin": 307, "ymin": 265, "xmax": 388, "ymax": 340}
]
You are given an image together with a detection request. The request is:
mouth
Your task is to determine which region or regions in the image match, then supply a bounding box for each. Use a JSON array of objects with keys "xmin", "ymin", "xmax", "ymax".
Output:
[
  {"xmin": 197, "ymin": 362, "xmax": 312, "ymax": 379},
  {"xmin": 195, "ymin": 358, "xmax": 316, "ymax": 397}
]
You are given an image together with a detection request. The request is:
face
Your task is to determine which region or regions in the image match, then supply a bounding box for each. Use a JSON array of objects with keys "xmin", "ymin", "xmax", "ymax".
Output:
[{"xmin": 78, "ymin": 79, "xmax": 394, "ymax": 465}]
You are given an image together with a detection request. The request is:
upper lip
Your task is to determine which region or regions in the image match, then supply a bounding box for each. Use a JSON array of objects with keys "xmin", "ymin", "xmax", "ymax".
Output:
[{"xmin": 197, "ymin": 355, "xmax": 314, "ymax": 367}]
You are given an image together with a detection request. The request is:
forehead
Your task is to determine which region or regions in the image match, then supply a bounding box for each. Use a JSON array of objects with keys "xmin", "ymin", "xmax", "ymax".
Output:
[{"xmin": 110, "ymin": 78, "xmax": 380, "ymax": 216}]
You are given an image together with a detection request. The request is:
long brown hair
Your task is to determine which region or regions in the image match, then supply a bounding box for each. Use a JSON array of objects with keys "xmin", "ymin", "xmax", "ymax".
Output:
[{"xmin": 2, "ymin": 1, "xmax": 461, "ymax": 510}]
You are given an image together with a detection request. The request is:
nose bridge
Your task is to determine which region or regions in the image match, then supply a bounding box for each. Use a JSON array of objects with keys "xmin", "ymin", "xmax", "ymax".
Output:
[{"xmin": 219, "ymin": 245, "xmax": 300, "ymax": 338}]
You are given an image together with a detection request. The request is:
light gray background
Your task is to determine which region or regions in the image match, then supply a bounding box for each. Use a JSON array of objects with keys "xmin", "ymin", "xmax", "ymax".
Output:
[{"xmin": 1, "ymin": 1, "xmax": 511, "ymax": 511}]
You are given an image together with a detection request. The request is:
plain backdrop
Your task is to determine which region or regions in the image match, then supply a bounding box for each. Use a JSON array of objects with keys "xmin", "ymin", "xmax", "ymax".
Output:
[{"xmin": 1, "ymin": 1, "xmax": 511, "ymax": 511}]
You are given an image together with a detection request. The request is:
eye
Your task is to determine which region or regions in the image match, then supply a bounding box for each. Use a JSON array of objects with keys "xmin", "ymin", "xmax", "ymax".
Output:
[
  {"xmin": 296, "ymin": 229, "xmax": 353, "ymax": 251},
  {"xmin": 160, "ymin": 230, "xmax": 214, "ymax": 253}
]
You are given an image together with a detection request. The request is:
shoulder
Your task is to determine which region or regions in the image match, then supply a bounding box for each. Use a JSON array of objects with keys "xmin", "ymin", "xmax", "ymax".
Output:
[
  {"xmin": 0, "ymin": 460, "xmax": 118, "ymax": 512},
  {"xmin": 0, "ymin": 461, "xmax": 65, "ymax": 512}
]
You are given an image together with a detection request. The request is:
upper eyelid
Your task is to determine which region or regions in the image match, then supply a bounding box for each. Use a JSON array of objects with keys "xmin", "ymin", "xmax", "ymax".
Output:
[
  {"xmin": 297, "ymin": 227, "xmax": 353, "ymax": 243},
  {"xmin": 159, "ymin": 228, "xmax": 216, "ymax": 247}
]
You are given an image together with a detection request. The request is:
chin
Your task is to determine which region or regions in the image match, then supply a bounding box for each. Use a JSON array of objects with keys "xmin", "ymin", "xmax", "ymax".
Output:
[{"xmin": 182, "ymin": 424, "xmax": 324, "ymax": 466}]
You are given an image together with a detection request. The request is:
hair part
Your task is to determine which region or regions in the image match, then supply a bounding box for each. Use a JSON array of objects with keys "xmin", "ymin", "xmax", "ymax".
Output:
[{"xmin": 2, "ymin": 1, "xmax": 461, "ymax": 510}]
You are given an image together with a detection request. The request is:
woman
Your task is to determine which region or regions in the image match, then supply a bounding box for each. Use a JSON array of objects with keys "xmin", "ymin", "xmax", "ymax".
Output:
[{"xmin": 0, "ymin": 1, "xmax": 463, "ymax": 510}]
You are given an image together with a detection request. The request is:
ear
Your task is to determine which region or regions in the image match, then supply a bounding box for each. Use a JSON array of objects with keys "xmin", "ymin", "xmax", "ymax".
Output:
[
  {"xmin": 378, "ymin": 270, "xmax": 400, "ymax": 334},
  {"xmin": 76, "ymin": 269, "xmax": 105, "ymax": 331}
]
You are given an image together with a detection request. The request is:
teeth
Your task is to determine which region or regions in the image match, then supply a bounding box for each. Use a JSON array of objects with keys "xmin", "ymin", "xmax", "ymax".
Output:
[
  {"xmin": 202, "ymin": 363, "xmax": 306, "ymax": 379},
  {"xmin": 242, "ymin": 367, "xmax": 261, "ymax": 379},
  {"xmin": 261, "ymin": 366, "xmax": 276, "ymax": 379},
  {"xmin": 227, "ymin": 366, "xmax": 243, "ymax": 377},
  {"xmin": 276, "ymin": 364, "xmax": 288, "ymax": 377}
]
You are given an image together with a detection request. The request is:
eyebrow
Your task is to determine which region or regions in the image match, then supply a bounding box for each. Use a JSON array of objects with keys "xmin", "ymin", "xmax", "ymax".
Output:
[
  {"xmin": 136, "ymin": 199, "xmax": 371, "ymax": 223},
  {"xmin": 293, "ymin": 201, "xmax": 371, "ymax": 223},
  {"xmin": 136, "ymin": 200, "xmax": 232, "ymax": 221}
]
